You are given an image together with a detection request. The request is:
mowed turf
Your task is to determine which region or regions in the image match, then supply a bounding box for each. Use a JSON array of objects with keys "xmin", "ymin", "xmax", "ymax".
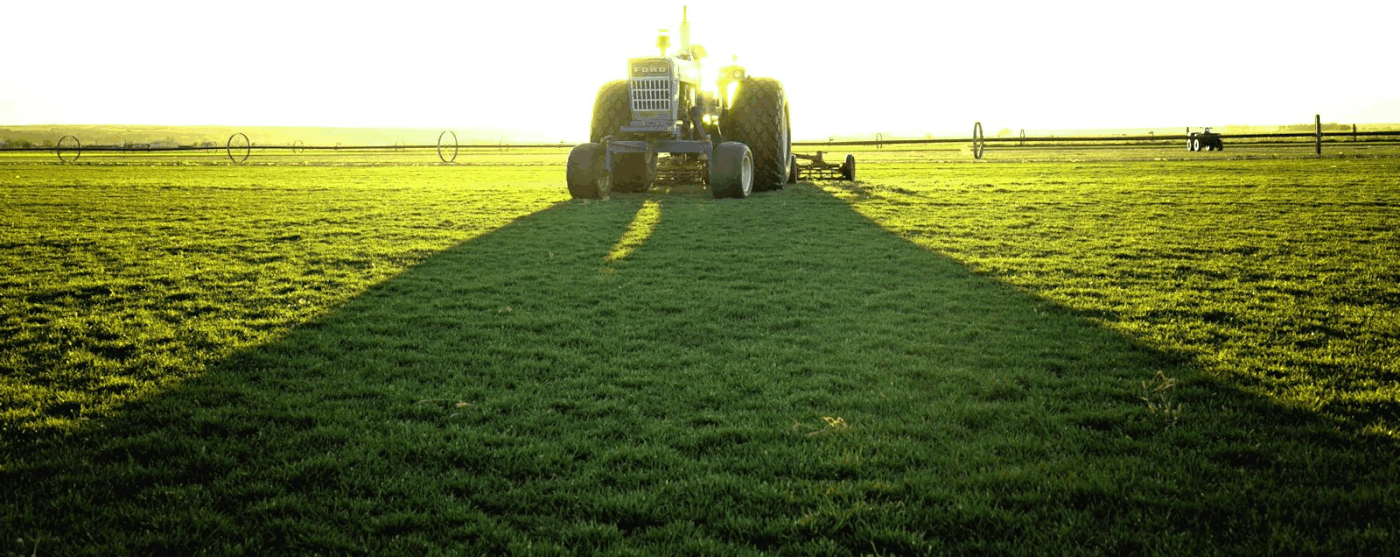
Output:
[
  {"xmin": 827, "ymin": 155, "xmax": 1400, "ymax": 437},
  {"xmin": 0, "ymin": 162, "xmax": 566, "ymax": 443},
  {"xmin": 3, "ymin": 154, "xmax": 1400, "ymax": 554}
]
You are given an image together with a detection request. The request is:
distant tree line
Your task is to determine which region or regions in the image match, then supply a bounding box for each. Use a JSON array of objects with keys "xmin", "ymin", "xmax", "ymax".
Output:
[
  {"xmin": 1275, "ymin": 122, "xmax": 1354, "ymax": 133},
  {"xmin": 1, "ymin": 135, "xmax": 200, "ymax": 148},
  {"xmin": 0, "ymin": 138, "xmax": 53, "ymax": 148}
]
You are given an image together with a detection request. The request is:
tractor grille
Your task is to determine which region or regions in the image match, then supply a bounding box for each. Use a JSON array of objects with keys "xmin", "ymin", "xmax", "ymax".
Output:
[{"xmin": 630, "ymin": 78, "xmax": 672, "ymax": 112}]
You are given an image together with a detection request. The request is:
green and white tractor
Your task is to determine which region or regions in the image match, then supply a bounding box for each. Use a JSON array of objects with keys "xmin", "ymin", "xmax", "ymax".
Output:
[{"xmin": 566, "ymin": 7, "xmax": 792, "ymax": 199}]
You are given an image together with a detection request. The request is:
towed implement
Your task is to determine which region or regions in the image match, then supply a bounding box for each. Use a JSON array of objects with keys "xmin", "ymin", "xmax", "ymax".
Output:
[
  {"xmin": 567, "ymin": 7, "xmax": 792, "ymax": 199},
  {"xmin": 788, "ymin": 151, "xmax": 856, "ymax": 183}
]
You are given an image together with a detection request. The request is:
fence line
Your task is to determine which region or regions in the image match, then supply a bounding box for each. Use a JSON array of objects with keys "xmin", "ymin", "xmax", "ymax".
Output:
[
  {"xmin": 7, "ymin": 124, "xmax": 1400, "ymax": 164},
  {"xmin": 796, "ymin": 130, "xmax": 1400, "ymax": 147},
  {"xmin": 7, "ymin": 132, "xmax": 1397, "ymax": 153},
  {"xmin": 0, "ymin": 144, "xmax": 573, "ymax": 152}
]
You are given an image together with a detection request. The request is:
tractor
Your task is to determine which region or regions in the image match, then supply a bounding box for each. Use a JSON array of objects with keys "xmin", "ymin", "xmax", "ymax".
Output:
[
  {"xmin": 1187, "ymin": 127, "xmax": 1224, "ymax": 152},
  {"xmin": 566, "ymin": 7, "xmax": 792, "ymax": 199}
]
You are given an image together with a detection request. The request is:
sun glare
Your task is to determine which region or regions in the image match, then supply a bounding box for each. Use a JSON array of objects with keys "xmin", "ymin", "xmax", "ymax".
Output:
[
  {"xmin": 607, "ymin": 200, "xmax": 663, "ymax": 263},
  {"xmin": 3, "ymin": 0, "xmax": 1398, "ymax": 137}
]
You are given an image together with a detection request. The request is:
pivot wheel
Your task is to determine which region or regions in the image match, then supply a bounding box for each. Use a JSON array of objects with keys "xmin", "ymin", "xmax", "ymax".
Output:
[{"xmin": 724, "ymin": 77, "xmax": 790, "ymax": 192}]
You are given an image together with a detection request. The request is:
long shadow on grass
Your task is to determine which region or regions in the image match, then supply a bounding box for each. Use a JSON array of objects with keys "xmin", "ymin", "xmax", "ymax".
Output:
[{"xmin": 4, "ymin": 186, "xmax": 1398, "ymax": 555}]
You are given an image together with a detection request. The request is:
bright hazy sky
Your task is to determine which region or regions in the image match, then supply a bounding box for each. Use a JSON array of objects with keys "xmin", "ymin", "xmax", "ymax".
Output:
[{"xmin": 4, "ymin": 0, "xmax": 1397, "ymax": 140}]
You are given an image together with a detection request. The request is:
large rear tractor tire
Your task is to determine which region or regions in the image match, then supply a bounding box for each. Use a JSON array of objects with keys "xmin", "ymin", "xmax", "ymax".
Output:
[
  {"xmin": 709, "ymin": 142, "xmax": 753, "ymax": 199},
  {"xmin": 567, "ymin": 143, "xmax": 610, "ymax": 199},
  {"xmin": 841, "ymin": 154, "xmax": 856, "ymax": 181},
  {"xmin": 590, "ymin": 80, "xmax": 631, "ymax": 143},
  {"xmin": 725, "ymin": 77, "xmax": 790, "ymax": 192}
]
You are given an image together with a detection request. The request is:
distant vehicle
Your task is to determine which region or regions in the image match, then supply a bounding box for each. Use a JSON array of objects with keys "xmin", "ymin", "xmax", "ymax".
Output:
[{"xmin": 1188, "ymin": 127, "xmax": 1224, "ymax": 152}]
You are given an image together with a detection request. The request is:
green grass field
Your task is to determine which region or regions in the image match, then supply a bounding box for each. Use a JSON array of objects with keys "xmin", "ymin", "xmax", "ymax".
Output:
[{"xmin": 2, "ymin": 146, "xmax": 1399, "ymax": 555}]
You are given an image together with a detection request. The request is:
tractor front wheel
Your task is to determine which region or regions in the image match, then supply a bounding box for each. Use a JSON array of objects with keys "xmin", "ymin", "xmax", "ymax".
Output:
[
  {"xmin": 710, "ymin": 142, "xmax": 753, "ymax": 199},
  {"xmin": 567, "ymin": 143, "xmax": 610, "ymax": 199}
]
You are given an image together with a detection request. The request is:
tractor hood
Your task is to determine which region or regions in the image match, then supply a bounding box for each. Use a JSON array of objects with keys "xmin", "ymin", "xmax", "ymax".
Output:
[{"xmin": 629, "ymin": 57, "xmax": 702, "ymax": 88}]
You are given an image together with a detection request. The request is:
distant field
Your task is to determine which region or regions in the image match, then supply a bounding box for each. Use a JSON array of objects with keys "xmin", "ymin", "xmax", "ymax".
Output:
[
  {"xmin": 0, "ymin": 146, "xmax": 570, "ymax": 167},
  {"xmin": 810, "ymin": 140, "xmax": 1400, "ymax": 163},
  {"xmin": 7, "ymin": 135, "xmax": 1400, "ymax": 166},
  {"xmin": 3, "ymin": 148, "xmax": 1399, "ymax": 554}
]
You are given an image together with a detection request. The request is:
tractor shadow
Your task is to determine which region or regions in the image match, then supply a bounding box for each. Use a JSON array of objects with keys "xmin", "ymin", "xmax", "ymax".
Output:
[{"xmin": 4, "ymin": 184, "xmax": 1399, "ymax": 554}]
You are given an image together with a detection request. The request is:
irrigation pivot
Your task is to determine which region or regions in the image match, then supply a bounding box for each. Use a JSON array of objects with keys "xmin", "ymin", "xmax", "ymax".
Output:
[
  {"xmin": 226, "ymin": 133, "xmax": 250, "ymax": 164},
  {"xmin": 437, "ymin": 130, "xmax": 458, "ymax": 163},
  {"xmin": 973, "ymin": 122, "xmax": 985, "ymax": 159},
  {"xmin": 55, "ymin": 135, "xmax": 82, "ymax": 163}
]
